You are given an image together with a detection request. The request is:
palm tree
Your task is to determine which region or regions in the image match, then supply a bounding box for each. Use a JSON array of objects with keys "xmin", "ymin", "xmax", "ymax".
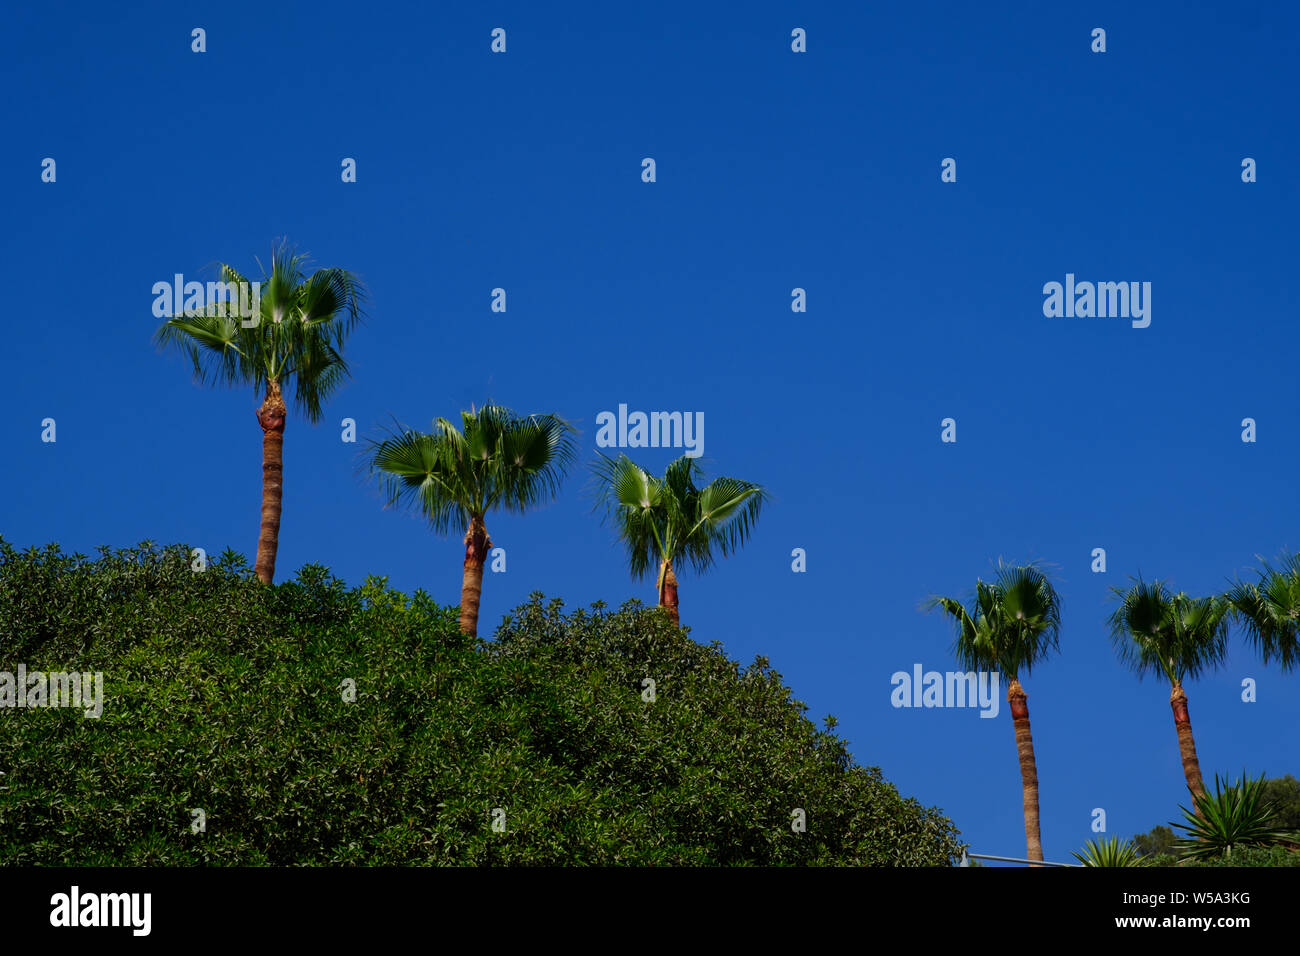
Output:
[
  {"xmin": 154, "ymin": 240, "xmax": 365, "ymax": 584},
  {"xmin": 926, "ymin": 562, "xmax": 1062, "ymax": 864},
  {"xmin": 1226, "ymin": 553, "xmax": 1300, "ymax": 673},
  {"xmin": 1108, "ymin": 579, "xmax": 1229, "ymax": 803},
  {"xmin": 366, "ymin": 405, "xmax": 577, "ymax": 636},
  {"xmin": 592, "ymin": 454, "xmax": 766, "ymax": 627}
]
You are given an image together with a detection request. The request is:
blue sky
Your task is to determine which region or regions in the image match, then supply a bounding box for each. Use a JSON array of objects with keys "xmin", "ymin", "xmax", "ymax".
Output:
[{"xmin": 2, "ymin": 1, "xmax": 1297, "ymax": 863}]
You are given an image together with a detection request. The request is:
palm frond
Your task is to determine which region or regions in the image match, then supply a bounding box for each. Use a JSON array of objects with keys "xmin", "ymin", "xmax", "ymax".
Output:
[
  {"xmin": 1226, "ymin": 553, "xmax": 1300, "ymax": 672},
  {"xmin": 591, "ymin": 453, "xmax": 663, "ymax": 580},
  {"xmin": 677, "ymin": 477, "xmax": 763, "ymax": 574},
  {"xmin": 993, "ymin": 561, "xmax": 1062, "ymax": 676}
]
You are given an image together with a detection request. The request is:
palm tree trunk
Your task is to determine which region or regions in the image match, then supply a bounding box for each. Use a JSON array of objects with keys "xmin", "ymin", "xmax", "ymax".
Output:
[
  {"xmin": 1170, "ymin": 682, "xmax": 1206, "ymax": 804},
  {"xmin": 253, "ymin": 380, "xmax": 287, "ymax": 585},
  {"xmin": 459, "ymin": 515, "xmax": 491, "ymax": 636},
  {"xmin": 658, "ymin": 560, "xmax": 680, "ymax": 626},
  {"xmin": 1007, "ymin": 677, "xmax": 1044, "ymax": 864}
]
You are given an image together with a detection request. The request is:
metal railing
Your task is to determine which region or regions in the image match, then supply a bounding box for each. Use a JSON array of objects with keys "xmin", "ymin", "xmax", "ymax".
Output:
[{"xmin": 961, "ymin": 851, "xmax": 1081, "ymax": 868}]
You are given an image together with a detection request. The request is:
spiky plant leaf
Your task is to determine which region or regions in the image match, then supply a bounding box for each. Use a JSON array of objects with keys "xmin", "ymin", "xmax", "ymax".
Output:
[
  {"xmin": 1172, "ymin": 772, "xmax": 1298, "ymax": 861},
  {"xmin": 1072, "ymin": 836, "xmax": 1150, "ymax": 867}
]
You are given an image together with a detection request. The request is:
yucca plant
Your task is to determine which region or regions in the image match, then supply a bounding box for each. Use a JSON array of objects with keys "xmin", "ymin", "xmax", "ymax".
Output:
[
  {"xmin": 1072, "ymin": 836, "xmax": 1150, "ymax": 867},
  {"xmin": 1172, "ymin": 772, "xmax": 1297, "ymax": 861}
]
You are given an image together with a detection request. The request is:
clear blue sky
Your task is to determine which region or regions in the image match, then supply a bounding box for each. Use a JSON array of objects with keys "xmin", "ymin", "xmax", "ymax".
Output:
[{"xmin": 2, "ymin": 1, "xmax": 1296, "ymax": 863}]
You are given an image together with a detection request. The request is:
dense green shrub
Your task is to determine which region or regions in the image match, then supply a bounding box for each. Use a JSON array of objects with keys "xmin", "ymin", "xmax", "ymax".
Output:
[
  {"xmin": 0, "ymin": 539, "xmax": 963, "ymax": 865},
  {"xmin": 1144, "ymin": 846, "xmax": 1300, "ymax": 867}
]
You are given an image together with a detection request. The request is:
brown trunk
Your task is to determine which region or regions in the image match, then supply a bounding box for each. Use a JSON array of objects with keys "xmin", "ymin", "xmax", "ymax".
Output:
[
  {"xmin": 1007, "ymin": 677, "xmax": 1044, "ymax": 865},
  {"xmin": 253, "ymin": 381, "xmax": 287, "ymax": 585},
  {"xmin": 459, "ymin": 515, "xmax": 491, "ymax": 636},
  {"xmin": 658, "ymin": 560, "xmax": 680, "ymax": 626},
  {"xmin": 1170, "ymin": 682, "xmax": 1206, "ymax": 807}
]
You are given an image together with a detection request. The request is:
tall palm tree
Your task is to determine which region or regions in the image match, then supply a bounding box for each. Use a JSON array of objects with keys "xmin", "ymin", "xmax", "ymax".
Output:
[
  {"xmin": 592, "ymin": 454, "xmax": 766, "ymax": 627},
  {"xmin": 154, "ymin": 241, "xmax": 365, "ymax": 584},
  {"xmin": 366, "ymin": 405, "xmax": 577, "ymax": 636},
  {"xmin": 926, "ymin": 562, "xmax": 1062, "ymax": 864},
  {"xmin": 1108, "ymin": 579, "xmax": 1229, "ymax": 803},
  {"xmin": 1226, "ymin": 553, "xmax": 1300, "ymax": 673}
]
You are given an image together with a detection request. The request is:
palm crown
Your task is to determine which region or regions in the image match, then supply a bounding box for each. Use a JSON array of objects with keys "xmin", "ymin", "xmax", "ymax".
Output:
[
  {"xmin": 592, "ymin": 453, "xmax": 766, "ymax": 593},
  {"xmin": 153, "ymin": 241, "xmax": 365, "ymax": 421},
  {"xmin": 369, "ymin": 405, "xmax": 577, "ymax": 531},
  {"xmin": 926, "ymin": 562, "xmax": 1062, "ymax": 678},
  {"xmin": 595, "ymin": 455, "xmax": 764, "ymax": 629},
  {"xmin": 1108, "ymin": 579, "xmax": 1230, "ymax": 684}
]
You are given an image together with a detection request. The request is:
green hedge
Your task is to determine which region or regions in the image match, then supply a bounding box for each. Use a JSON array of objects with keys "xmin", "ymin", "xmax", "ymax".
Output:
[
  {"xmin": 1144, "ymin": 846, "xmax": 1300, "ymax": 867},
  {"xmin": 0, "ymin": 539, "xmax": 963, "ymax": 865}
]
